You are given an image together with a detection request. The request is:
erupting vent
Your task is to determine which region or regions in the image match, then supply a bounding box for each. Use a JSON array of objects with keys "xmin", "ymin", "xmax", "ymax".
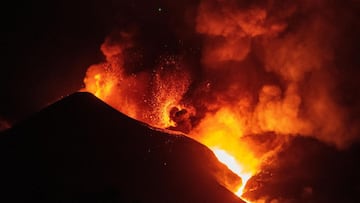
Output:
[{"xmin": 78, "ymin": 0, "xmax": 359, "ymax": 202}]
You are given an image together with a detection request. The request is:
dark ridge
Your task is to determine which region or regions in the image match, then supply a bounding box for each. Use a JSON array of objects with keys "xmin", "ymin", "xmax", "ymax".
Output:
[
  {"xmin": 244, "ymin": 136, "xmax": 360, "ymax": 203},
  {"xmin": 0, "ymin": 92, "xmax": 244, "ymax": 203}
]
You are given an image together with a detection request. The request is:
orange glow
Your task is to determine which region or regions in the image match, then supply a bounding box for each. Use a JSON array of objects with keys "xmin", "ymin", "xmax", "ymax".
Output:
[
  {"xmin": 150, "ymin": 68, "xmax": 191, "ymax": 128},
  {"xmin": 80, "ymin": 1, "xmax": 355, "ymax": 200},
  {"xmin": 160, "ymin": 100, "xmax": 178, "ymax": 127},
  {"xmin": 83, "ymin": 66, "xmax": 118, "ymax": 100},
  {"xmin": 212, "ymin": 148, "xmax": 254, "ymax": 201},
  {"xmin": 82, "ymin": 35, "xmax": 191, "ymax": 129},
  {"xmin": 84, "ymin": 63, "xmax": 261, "ymax": 197},
  {"xmin": 189, "ymin": 107, "xmax": 260, "ymax": 200}
]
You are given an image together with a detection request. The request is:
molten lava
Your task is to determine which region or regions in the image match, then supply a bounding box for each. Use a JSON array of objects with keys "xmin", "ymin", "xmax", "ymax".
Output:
[
  {"xmin": 189, "ymin": 107, "xmax": 261, "ymax": 199},
  {"xmin": 81, "ymin": 1, "xmax": 358, "ymax": 201},
  {"xmin": 83, "ymin": 64, "xmax": 262, "ymax": 199},
  {"xmin": 82, "ymin": 47, "xmax": 261, "ymax": 199},
  {"xmin": 212, "ymin": 148, "xmax": 254, "ymax": 200}
]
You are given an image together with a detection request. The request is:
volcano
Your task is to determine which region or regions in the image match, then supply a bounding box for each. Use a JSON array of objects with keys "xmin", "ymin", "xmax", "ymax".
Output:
[
  {"xmin": 1, "ymin": 92, "xmax": 360, "ymax": 203},
  {"xmin": 0, "ymin": 92, "xmax": 244, "ymax": 203}
]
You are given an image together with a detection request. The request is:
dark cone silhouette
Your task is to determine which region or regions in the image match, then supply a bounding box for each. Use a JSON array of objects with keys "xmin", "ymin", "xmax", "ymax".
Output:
[{"xmin": 0, "ymin": 92, "xmax": 244, "ymax": 203}]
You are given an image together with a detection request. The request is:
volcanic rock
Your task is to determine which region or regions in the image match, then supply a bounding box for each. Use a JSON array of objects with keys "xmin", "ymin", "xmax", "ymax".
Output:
[
  {"xmin": 0, "ymin": 92, "xmax": 244, "ymax": 203},
  {"xmin": 244, "ymin": 136, "xmax": 360, "ymax": 203}
]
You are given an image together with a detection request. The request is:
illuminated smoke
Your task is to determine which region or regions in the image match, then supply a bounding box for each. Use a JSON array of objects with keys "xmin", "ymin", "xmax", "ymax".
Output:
[
  {"xmin": 82, "ymin": 31, "xmax": 192, "ymax": 129},
  {"xmin": 82, "ymin": 0, "xmax": 359, "ymax": 200},
  {"xmin": 194, "ymin": 0, "xmax": 358, "ymax": 148}
]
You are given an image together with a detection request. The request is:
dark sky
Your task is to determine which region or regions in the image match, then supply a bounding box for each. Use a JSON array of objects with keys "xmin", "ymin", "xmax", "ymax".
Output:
[
  {"xmin": 1, "ymin": 0, "xmax": 359, "ymax": 127},
  {"xmin": 0, "ymin": 0, "xmax": 192, "ymax": 123},
  {"xmin": 1, "ymin": 0, "xmax": 105, "ymax": 122}
]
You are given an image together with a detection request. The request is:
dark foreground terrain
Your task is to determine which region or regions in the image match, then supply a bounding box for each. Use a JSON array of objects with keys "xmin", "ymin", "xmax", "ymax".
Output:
[
  {"xmin": 1, "ymin": 92, "xmax": 360, "ymax": 203},
  {"xmin": 0, "ymin": 92, "xmax": 243, "ymax": 203}
]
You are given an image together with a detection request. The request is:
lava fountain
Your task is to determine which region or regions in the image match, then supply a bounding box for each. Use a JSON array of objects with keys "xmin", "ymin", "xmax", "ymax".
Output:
[{"xmin": 81, "ymin": 0, "xmax": 359, "ymax": 201}]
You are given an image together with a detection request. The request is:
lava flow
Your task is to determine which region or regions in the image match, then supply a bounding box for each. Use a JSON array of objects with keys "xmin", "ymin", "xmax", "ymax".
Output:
[
  {"xmin": 212, "ymin": 148, "xmax": 253, "ymax": 198},
  {"xmin": 81, "ymin": 0, "xmax": 359, "ymax": 201},
  {"xmin": 81, "ymin": 36, "xmax": 262, "ymax": 199}
]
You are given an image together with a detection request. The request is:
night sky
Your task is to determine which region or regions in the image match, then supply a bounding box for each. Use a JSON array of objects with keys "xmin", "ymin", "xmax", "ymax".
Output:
[
  {"xmin": 1, "ymin": 0, "xmax": 104, "ymax": 122},
  {"xmin": 1, "ymin": 0, "xmax": 359, "ymax": 128},
  {"xmin": 0, "ymin": 0, "xmax": 195, "ymax": 124}
]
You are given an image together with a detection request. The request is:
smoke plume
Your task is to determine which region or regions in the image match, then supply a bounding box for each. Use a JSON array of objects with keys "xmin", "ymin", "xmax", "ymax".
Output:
[
  {"xmin": 191, "ymin": 0, "xmax": 359, "ymax": 148},
  {"xmin": 81, "ymin": 0, "xmax": 360, "ymax": 200}
]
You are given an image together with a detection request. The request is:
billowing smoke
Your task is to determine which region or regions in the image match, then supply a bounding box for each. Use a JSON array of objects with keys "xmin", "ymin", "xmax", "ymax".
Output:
[
  {"xmin": 82, "ymin": 0, "xmax": 359, "ymax": 200},
  {"xmin": 82, "ymin": 30, "xmax": 193, "ymax": 129},
  {"xmin": 192, "ymin": 0, "xmax": 358, "ymax": 148}
]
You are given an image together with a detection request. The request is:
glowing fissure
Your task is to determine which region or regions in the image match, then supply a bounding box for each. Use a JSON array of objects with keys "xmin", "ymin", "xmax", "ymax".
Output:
[
  {"xmin": 82, "ymin": 61, "xmax": 261, "ymax": 200},
  {"xmin": 212, "ymin": 148, "xmax": 254, "ymax": 200},
  {"xmin": 81, "ymin": 1, "xmax": 357, "ymax": 201}
]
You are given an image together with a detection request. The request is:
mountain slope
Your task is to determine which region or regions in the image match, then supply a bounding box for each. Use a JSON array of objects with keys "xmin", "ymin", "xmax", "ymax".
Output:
[{"xmin": 0, "ymin": 92, "xmax": 244, "ymax": 203}]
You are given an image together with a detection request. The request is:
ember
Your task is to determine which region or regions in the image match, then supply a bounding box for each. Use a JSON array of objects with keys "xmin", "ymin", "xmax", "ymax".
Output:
[{"xmin": 81, "ymin": 0, "xmax": 360, "ymax": 202}]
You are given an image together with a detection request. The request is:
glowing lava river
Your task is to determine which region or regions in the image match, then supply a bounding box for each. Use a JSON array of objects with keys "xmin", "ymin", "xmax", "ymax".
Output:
[{"xmin": 212, "ymin": 148, "xmax": 253, "ymax": 201}]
